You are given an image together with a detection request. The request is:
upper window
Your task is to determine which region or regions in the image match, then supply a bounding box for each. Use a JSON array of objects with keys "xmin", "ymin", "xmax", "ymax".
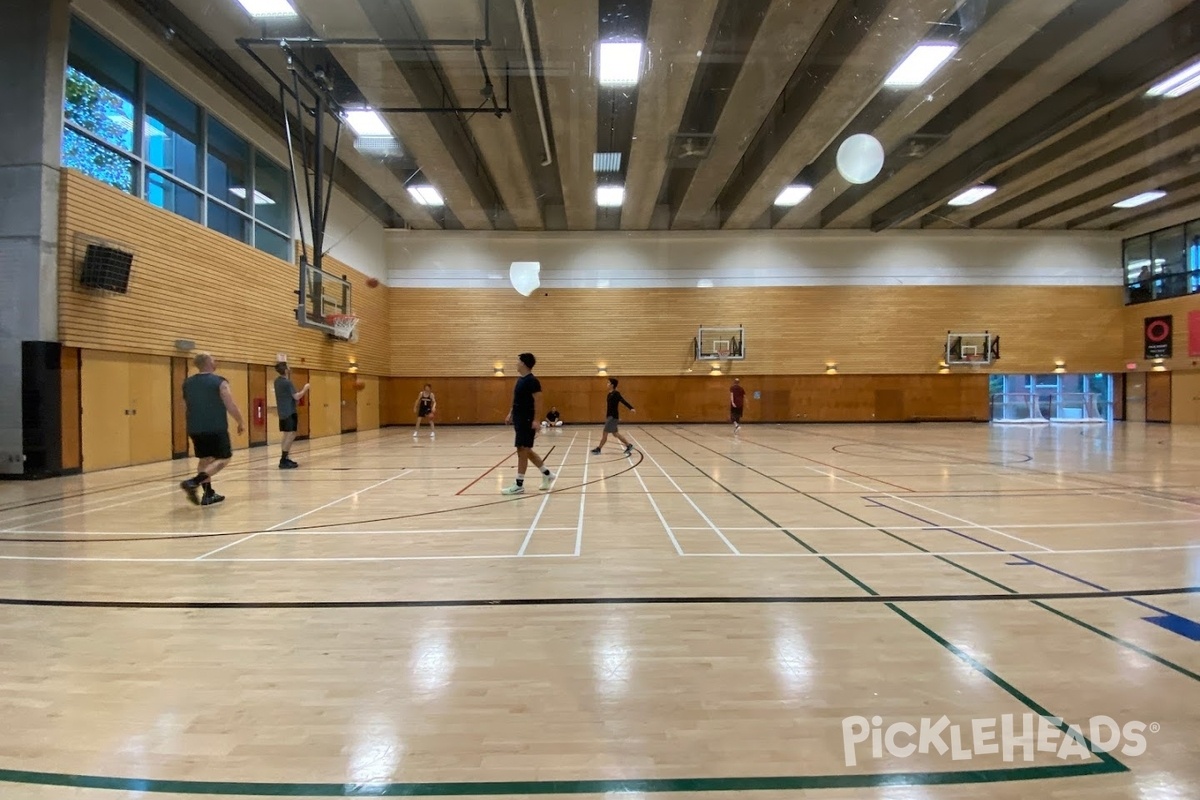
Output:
[
  {"xmin": 1123, "ymin": 221, "xmax": 1200, "ymax": 305},
  {"xmin": 145, "ymin": 72, "xmax": 201, "ymax": 186}
]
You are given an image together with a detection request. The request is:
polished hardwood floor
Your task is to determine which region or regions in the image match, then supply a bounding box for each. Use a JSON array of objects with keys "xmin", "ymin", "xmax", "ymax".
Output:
[{"xmin": 0, "ymin": 422, "xmax": 1196, "ymax": 799}]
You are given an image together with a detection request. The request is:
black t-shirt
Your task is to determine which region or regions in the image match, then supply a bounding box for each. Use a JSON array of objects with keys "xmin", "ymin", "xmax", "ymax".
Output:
[
  {"xmin": 606, "ymin": 390, "xmax": 633, "ymax": 419},
  {"xmin": 512, "ymin": 373, "xmax": 541, "ymax": 421},
  {"xmin": 546, "ymin": 410, "xmax": 560, "ymax": 422}
]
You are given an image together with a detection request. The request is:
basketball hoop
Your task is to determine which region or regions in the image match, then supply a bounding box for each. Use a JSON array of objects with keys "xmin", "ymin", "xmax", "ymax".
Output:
[{"xmin": 326, "ymin": 314, "xmax": 359, "ymax": 342}]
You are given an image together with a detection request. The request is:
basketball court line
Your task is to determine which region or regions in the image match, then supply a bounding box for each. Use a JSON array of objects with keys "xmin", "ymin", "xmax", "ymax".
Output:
[
  {"xmin": 632, "ymin": 434, "xmax": 738, "ymax": 554},
  {"xmin": 517, "ymin": 434, "xmax": 578, "ymax": 556},
  {"xmin": 630, "ymin": 459, "xmax": 683, "ymax": 555},
  {"xmin": 574, "ymin": 434, "xmax": 591, "ymax": 556},
  {"xmin": 193, "ymin": 469, "xmax": 413, "ymax": 560},
  {"xmin": 454, "ymin": 450, "xmax": 517, "ymax": 495}
]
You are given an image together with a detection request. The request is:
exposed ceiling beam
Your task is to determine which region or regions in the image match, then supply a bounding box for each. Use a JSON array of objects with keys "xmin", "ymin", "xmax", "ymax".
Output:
[{"xmin": 1029, "ymin": 158, "xmax": 1200, "ymax": 228}]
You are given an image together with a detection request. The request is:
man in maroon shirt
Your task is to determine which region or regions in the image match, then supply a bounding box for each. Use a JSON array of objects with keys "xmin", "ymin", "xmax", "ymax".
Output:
[{"xmin": 730, "ymin": 378, "xmax": 746, "ymax": 431}]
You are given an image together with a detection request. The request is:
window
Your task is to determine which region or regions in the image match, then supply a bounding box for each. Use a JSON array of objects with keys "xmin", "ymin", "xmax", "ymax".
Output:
[
  {"xmin": 1123, "ymin": 235, "xmax": 1152, "ymax": 304},
  {"xmin": 61, "ymin": 18, "xmax": 294, "ymax": 260},
  {"xmin": 1125, "ymin": 217, "xmax": 1200, "ymax": 304}
]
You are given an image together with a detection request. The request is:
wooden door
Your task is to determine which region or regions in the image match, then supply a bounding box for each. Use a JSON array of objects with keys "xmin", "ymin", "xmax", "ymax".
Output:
[
  {"xmin": 309, "ymin": 371, "xmax": 341, "ymax": 438},
  {"xmin": 1146, "ymin": 371, "xmax": 1172, "ymax": 423},
  {"xmin": 1171, "ymin": 371, "xmax": 1200, "ymax": 424},
  {"xmin": 290, "ymin": 367, "xmax": 311, "ymax": 438},
  {"xmin": 249, "ymin": 365, "xmax": 269, "ymax": 446},
  {"xmin": 127, "ymin": 354, "xmax": 172, "ymax": 465},
  {"xmin": 340, "ymin": 373, "xmax": 358, "ymax": 433},
  {"xmin": 1125, "ymin": 374, "xmax": 1146, "ymax": 422},
  {"xmin": 357, "ymin": 376, "xmax": 380, "ymax": 431},
  {"xmin": 81, "ymin": 350, "xmax": 132, "ymax": 471},
  {"xmin": 223, "ymin": 365, "xmax": 251, "ymax": 451},
  {"xmin": 171, "ymin": 358, "xmax": 189, "ymax": 457}
]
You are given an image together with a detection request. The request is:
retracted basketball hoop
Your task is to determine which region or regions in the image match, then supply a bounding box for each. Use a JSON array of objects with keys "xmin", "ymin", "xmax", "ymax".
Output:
[{"xmin": 326, "ymin": 314, "xmax": 359, "ymax": 342}]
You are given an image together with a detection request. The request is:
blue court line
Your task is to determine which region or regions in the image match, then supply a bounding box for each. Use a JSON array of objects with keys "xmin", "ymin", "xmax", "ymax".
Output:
[
  {"xmin": 1143, "ymin": 614, "xmax": 1200, "ymax": 641},
  {"xmin": 865, "ymin": 498, "xmax": 1200, "ymax": 641}
]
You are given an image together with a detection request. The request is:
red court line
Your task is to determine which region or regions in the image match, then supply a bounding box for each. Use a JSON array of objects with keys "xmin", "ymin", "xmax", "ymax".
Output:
[{"xmin": 455, "ymin": 452, "xmax": 515, "ymax": 495}]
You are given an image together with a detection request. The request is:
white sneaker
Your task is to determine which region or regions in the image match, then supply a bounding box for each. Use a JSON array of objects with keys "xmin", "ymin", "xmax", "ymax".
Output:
[
  {"xmin": 430, "ymin": 431, "xmax": 435, "ymax": 437},
  {"xmin": 540, "ymin": 473, "xmax": 555, "ymax": 491},
  {"xmin": 412, "ymin": 431, "xmax": 418, "ymax": 437},
  {"xmin": 501, "ymin": 483, "xmax": 525, "ymax": 495}
]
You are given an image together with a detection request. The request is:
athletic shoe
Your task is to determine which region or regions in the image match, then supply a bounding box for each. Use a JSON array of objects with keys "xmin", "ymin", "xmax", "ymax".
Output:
[
  {"xmin": 180, "ymin": 479, "xmax": 200, "ymax": 506},
  {"xmin": 501, "ymin": 484, "xmax": 525, "ymax": 495},
  {"xmin": 430, "ymin": 432, "xmax": 435, "ymax": 437},
  {"xmin": 624, "ymin": 444, "xmax": 634, "ymax": 455},
  {"xmin": 590, "ymin": 447, "xmax": 602, "ymax": 455},
  {"xmin": 412, "ymin": 431, "xmax": 418, "ymax": 437},
  {"xmin": 540, "ymin": 473, "xmax": 555, "ymax": 491},
  {"xmin": 279, "ymin": 460, "xmax": 299, "ymax": 469},
  {"xmin": 200, "ymin": 492, "xmax": 225, "ymax": 506}
]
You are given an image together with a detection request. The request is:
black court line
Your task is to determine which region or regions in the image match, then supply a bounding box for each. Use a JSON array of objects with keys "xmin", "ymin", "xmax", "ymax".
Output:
[
  {"xmin": 0, "ymin": 450, "xmax": 643, "ymax": 545},
  {"xmin": 0, "ymin": 586, "xmax": 1195, "ymax": 611}
]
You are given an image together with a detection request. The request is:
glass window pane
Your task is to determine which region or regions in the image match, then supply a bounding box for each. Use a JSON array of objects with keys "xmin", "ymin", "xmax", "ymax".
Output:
[
  {"xmin": 207, "ymin": 200, "xmax": 251, "ymax": 244},
  {"xmin": 65, "ymin": 20, "xmax": 137, "ymax": 153},
  {"xmin": 146, "ymin": 171, "xmax": 201, "ymax": 222},
  {"xmin": 253, "ymin": 152, "xmax": 290, "ymax": 231},
  {"xmin": 62, "ymin": 128, "xmax": 135, "ymax": 193},
  {"xmin": 145, "ymin": 72, "xmax": 201, "ymax": 186},
  {"xmin": 206, "ymin": 118, "xmax": 251, "ymax": 212},
  {"xmin": 255, "ymin": 223, "xmax": 291, "ymax": 262},
  {"xmin": 1124, "ymin": 235, "xmax": 1151, "ymax": 303},
  {"xmin": 1152, "ymin": 225, "xmax": 1186, "ymax": 300}
]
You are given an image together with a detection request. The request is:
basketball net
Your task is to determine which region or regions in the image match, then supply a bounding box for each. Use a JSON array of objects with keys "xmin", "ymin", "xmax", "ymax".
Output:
[{"xmin": 327, "ymin": 314, "xmax": 359, "ymax": 342}]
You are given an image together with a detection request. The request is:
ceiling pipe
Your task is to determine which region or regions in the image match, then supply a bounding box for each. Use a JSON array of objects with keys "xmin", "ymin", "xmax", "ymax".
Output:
[{"xmin": 514, "ymin": 0, "xmax": 553, "ymax": 167}]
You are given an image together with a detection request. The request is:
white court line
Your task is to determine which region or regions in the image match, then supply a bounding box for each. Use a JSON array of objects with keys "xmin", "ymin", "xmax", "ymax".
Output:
[
  {"xmin": 669, "ymin": 518, "xmax": 1200, "ymax": 532},
  {"xmin": 2, "ymin": 543, "xmax": 1197, "ymax": 564},
  {"xmin": 193, "ymin": 469, "xmax": 413, "ymax": 560},
  {"xmin": 517, "ymin": 434, "xmax": 578, "ymax": 557},
  {"xmin": 0, "ymin": 526, "xmax": 583, "ymax": 538},
  {"xmin": 802, "ymin": 466, "xmax": 1053, "ymax": 552},
  {"xmin": 468, "ymin": 431, "xmax": 505, "ymax": 446},
  {"xmin": 633, "ymin": 435, "xmax": 739, "ymax": 555},
  {"xmin": 632, "ymin": 462, "xmax": 683, "ymax": 556},
  {"xmin": 574, "ymin": 434, "xmax": 590, "ymax": 556}
]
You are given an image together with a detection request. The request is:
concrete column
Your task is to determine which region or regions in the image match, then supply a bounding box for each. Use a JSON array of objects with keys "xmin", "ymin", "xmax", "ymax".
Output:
[{"xmin": 0, "ymin": 0, "xmax": 69, "ymax": 474}]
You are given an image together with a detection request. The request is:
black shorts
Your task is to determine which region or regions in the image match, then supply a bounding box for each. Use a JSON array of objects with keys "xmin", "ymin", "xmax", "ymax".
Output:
[
  {"xmin": 279, "ymin": 413, "xmax": 299, "ymax": 432},
  {"xmin": 417, "ymin": 408, "xmax": 432, "ymax": 418},
  {"xmin": 513, "ymin": 420, "xmax": 537, "ymax": 449},
  {"xmin": 190, "ymin": 431, "xmax": 233, "ymax": 460},
  {"xmin": 731, "ymin": 406, "xmax": 743, "ymax": 421}
]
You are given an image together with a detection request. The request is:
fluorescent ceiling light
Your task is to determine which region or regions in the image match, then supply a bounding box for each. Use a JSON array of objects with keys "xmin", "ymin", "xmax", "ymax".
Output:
[
  {"xmin": 408, "ymin": 185, "xmax": 444, "ymax": 206},
  {"xmin": 598, "ymin": 41, "xmax": 643, "ymax": 86},
  {"xmin": 229, "ymin": 187, "xmax": 277, "ymax": 205},
  {"xmin": 947, "ymin": 185, "xmax": 997, "ymax": 206},
  {"xmin": 1113, "ymin": 190, "xmax": 1166, "ymax": 209},
  {"xmin": 345, "ymin": 110, "xmax": 391, "ymax": 138},
  {"xmin": 884, "ymin": 43, "xmax": 958, "ymax": 88},
  {"xmin": 233, "ymin": 0, "xmax": 297, "ymax": 19},
  {"xmin": 774, "ymin": 185, "xmax": 812, "ymax": 207},
  {"xmin": 596, "ymin": 185, "xmax": 625, "ymax": 207},
  {"xmin": 593, "ymin": 152, "xmax": 622, "ymax": 172},
  {"xmin": 1147, "ymin": 60, "xmax": 1200, "ymax": 98}
]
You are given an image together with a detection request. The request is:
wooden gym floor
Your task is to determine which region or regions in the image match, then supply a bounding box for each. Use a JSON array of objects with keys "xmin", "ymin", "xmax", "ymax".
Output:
[{"xmin": 0, "ymin": 422, "xmax": 1197, "ymax": 799}]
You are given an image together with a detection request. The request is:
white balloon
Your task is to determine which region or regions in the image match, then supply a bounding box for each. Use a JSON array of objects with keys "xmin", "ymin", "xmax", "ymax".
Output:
[
  {"xmin": 509, "ymin": 261, "xmax": 541, "ymax": 296},
  {"xmin": 836, "ymin": 134, "xmax": 885, "ymax": 185}
]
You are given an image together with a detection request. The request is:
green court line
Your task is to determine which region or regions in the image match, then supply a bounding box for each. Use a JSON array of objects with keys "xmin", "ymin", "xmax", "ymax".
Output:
[
  {"xmin": 0, "ymin": 760, "xmax": 1125, "ymax": 797},
  {"xmin": 667, "ymin": 426, "xmax": 1200, "ymax": 683}
]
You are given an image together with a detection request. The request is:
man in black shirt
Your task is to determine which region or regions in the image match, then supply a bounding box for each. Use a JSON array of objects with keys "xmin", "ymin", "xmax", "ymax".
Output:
[
  {"xmin": 591, "ymin": 378, "xmax": 634, "ymax": 456},
  {"xmin": 542, "ymin": 407, "xmax": 563, "ymax": 428},
  {"xmin": 180, "ymin": 352, "xmax": 246, "ymax": 506},
  {"xmin": 502, "ymin": 353, "xmax": 555, "ymax": 494}
]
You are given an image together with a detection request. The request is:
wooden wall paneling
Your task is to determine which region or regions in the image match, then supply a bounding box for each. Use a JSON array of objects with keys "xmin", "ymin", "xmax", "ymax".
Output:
[
  {"xmin": 341, "ymin": 373, "xmax": 358, "ymax": 433},
  {"xmin": 57, "ymin": 172, "xmax": 389, "ymax": 376},
  {"xmin": 357, "ymin": 376, "xmax": 380, "ymax": 431},
  {"xmin": 1121, "ymin": 294, "xmax": 1200, "ymax": 372},
  {"xmin": 127, "ymin": 354, "xmax": 173, "ymax": 466},
  {"xmin": 1170, "ymin": 370, "xmax": 1200, "ymax": 424},
  {"xmin": 266, "ymin": 368, "xmax": 282, "ymax": 446},
  {"xmin": 220, "ymin": 365, "xmax": 252, "ymax": 451},
  {"xmin": 249, "ymin": 365, "xmax": 269, "ymax": 446},
  {"xmin": 171, "ymin": 357, "xmax": 189, "ymax": 457},
  {"xmin": 80, "ymin": 350, "xmax": 132, "ymax": 471},
  {"xmin": 389, "ymin": 286, "xmax": 1125, "ymax": 377},
  {"xmin": 291, "ymin": 368, "xmax": 311, "ymax": 438},
  {"xmin": 1146, "ymin": 371, "xmax": 1172, "ymax": 423},
  {"xmin": 59, "ymin": 347, "xmax": 82, "ymax": 471}
]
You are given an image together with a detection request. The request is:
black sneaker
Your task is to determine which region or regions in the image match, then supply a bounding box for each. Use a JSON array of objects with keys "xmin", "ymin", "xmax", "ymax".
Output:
[
  {"xmin": 624, "ymin": 444, "xmax": 634, "ymax": 455},
  {"xmin": 180, "ymin": 479, "xmax": 200, "ymax": 506},
  {"xmin": 279, "ymin": 459, "xmax": 299, "ymax": 469},
  {"xmin": 200, "ymin": 492, "xmax": 225, "ymax": 506},
  {"xmin": 590, "ymin": 447, "xmax": 602, "ymax": 455}
]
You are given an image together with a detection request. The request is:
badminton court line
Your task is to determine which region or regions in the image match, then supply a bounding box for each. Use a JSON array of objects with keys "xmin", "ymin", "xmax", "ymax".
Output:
[
  {"xmin": 574, "ymin": 434, "xmax": 591, "ymax": 556},
  {"xmin": 631, "ymin": 458, "xmax": 683, "ymax": 556},
  {"xmin": 633, "ymin": 434, "xmax": 738, "ymax": 554},
  {"xmin": 518, "ymin": 434, "xmax": 578, "ymax": 556},
  {"xmin": 193, "ymin": 469, "xmax": 413, "ymax": 560}
]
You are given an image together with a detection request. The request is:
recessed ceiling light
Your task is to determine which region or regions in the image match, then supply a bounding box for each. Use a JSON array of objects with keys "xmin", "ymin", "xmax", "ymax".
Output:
[
  {"xmin": 344, "ymin": 110, "xmax": 391, "ymax": 138},
  {"xmin": 408, "ymin": 185, "xmax": 444, "ymax": 206},
  {"xmin": 884, "ymin": 43, "xmax": 958, "ymax": 88},
  {"xmin": 1147, "ymin": 60, "xmax": 1200, "ymax": 98},
  {"xmin": 774, "ymin": 185, "xmax": 812, "ymax": 207},
  {"xmin": 229, "ymin": 187, "xmax": 276, "ymax": 205},
  {"xmin": 596, "ymin": 185, "xmax": 625, "ymax": 208},
  {"xmin": 947, "ymin": 185, "xmax": 997, "ymax": 206},
  {"xmin": 1113, "ymin": 190, "xmax": 1166, "ymax": 209},
  {"xmin": 232, "ymin": 0, "xmax": 297, "ymax": 19},
  {"xmin": 598, "ymin": 41, "xmax": 643, "ymax": 86},
  {"xmin": 593, "ymin": 152, "xmax": 622, "ymax": 173}
]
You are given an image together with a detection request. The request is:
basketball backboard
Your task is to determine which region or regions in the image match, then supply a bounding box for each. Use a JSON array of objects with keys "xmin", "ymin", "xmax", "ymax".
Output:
[
  {"xmin": 946, "ymin": 332, "xmax": 999, "ymax": 366},
  {"xmin": 697, "ymin": 326, "xmax": 745, "ymax": 361}
]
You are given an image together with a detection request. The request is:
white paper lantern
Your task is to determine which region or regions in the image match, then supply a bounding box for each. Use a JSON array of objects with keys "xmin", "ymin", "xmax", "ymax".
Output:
[
  {"xmin": 509, "ymin": 261, "xmax": 541, "ymax": 296},
  {"xmin": 836, "ymin": 134, "xmax": 885, "ymax": 185}
]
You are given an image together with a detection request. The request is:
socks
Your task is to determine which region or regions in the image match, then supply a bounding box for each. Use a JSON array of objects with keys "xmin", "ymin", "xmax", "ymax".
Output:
[
  {"xmin": 281, "ymin": 451, "xmax": 289, "ymax": 461},
  {"xmin": 515, "ymin": 473, "xmax": 525, "ymax": 486},
  {"xmin": 203, "ymin": 482, "xmax": 215, "ymax": 497},
  {"xmin": 193, "ymin": 471, "xmax": 209, "ymax": 483}
]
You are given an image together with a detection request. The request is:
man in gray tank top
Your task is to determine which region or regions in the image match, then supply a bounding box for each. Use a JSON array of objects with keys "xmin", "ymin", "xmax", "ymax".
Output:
[{"xmin": 180, "ymin": 352, "xmax": 245, "ymax": 506}]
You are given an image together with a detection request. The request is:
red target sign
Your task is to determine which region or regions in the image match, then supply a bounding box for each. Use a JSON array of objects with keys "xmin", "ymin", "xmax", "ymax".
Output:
[{"xmin": 1144, "ymin": 315, "xmax": 1173, "ymax": 359}]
